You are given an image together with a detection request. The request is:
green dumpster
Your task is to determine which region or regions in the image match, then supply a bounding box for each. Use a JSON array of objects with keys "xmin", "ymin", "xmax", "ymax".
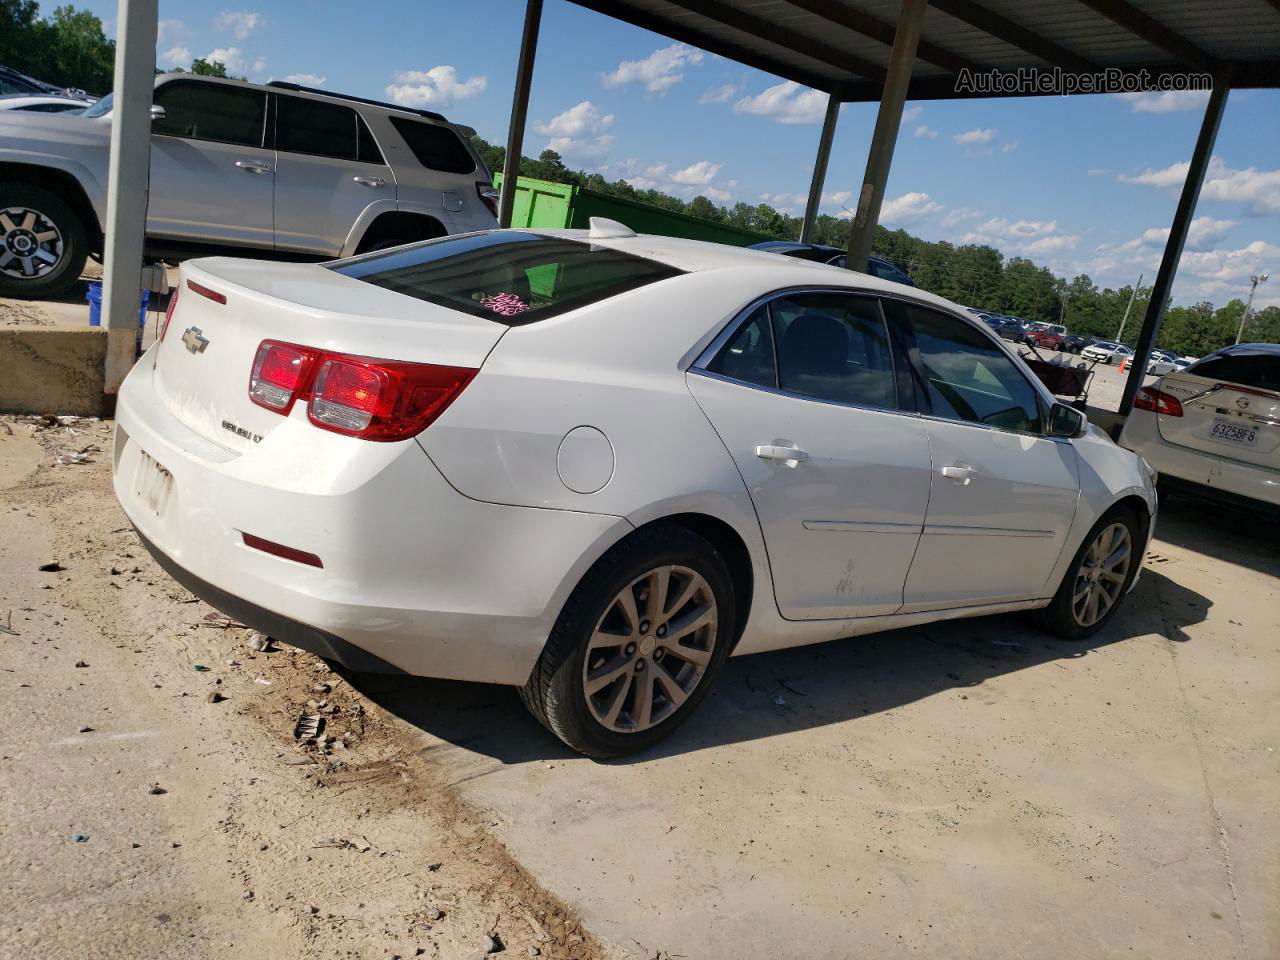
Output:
[{"xmin": 493, "ymin": 174, "xmax": 773, "ymax": 247}]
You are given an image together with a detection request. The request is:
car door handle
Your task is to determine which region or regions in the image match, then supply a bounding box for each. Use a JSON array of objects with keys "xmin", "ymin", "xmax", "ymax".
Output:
[
  {"xmin": 941, "ymin": 464, "xmax": 977, "ymax": 484},
  {"xmin": 755, "ymin": 443, "xmax": 809, "ymax": 466},
  {"xmin": 235, "ymin": 160, "xmax": 272, "ymax": 174},
  {"xmin": 352, "ymin": 176, "xmax": 385, "ymax": 187}
]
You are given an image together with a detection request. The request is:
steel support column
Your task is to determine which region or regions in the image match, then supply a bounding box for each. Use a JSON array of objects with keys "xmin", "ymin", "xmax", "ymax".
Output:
[
  {"xmin": 102, "ymin": 0, "xmax": 158, "ymax": 396},
  {"xmin": 800, "ymin": 93, "xmax": 840, "ymax": 243},
  {"xmin": 845, "ymin": 0, "xmax": 926, "ymax": 271},
  {"xmin": 499, "ymin": 0, "xmax": 544, "ymax": 228},
  {"xmin": 1119, "ymin": 71, "xmax": 1231, "ymax": 415}
]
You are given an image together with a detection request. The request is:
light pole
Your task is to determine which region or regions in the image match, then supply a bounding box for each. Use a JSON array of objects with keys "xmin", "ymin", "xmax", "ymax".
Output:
[{"xmin": 1236, "ymin": 273, "xmax": 1269, "ymax": 344}]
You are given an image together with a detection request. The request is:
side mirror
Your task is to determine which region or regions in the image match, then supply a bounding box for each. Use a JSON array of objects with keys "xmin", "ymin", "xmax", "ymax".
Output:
[
  {"xmin": 149, "ymin": 104, "xmax": 166, "ymax": 121},
  {"xmin": 1048, "ymin": 402, "xmax": 1087, "ymax": 439}
]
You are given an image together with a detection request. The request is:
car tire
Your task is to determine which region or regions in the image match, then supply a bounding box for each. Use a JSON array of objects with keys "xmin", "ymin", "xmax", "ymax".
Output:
[
  {"xmin": 520, "ymin": 523, "xmax": 737, "ymax": 758},
  {"xmin": 1038, "ymin": 506, "xmax": 1141, "ymax": 640},
  {"xmin": 0, "ymin": 184, "xmax": 89, "ymax": 300}
]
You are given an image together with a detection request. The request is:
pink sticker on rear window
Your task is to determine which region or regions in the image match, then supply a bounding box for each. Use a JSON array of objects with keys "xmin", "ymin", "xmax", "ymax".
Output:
[{"xmin": 480, "ymin": 292, "xmax": 530, "ymax": 316}]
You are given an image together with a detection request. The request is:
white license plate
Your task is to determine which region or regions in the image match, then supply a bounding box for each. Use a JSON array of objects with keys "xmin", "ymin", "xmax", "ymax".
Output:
[
  {"xmin": 1207, "ymin": 418, "xmax": 1258, "ymax": 448},
  {"xmin": 134, "ymin": 450, "xmax": 174, "ymax": 516}
]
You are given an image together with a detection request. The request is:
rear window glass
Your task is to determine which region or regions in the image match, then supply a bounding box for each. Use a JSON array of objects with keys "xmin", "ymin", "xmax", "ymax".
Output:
[
  {"xmin": 389, "ymin": 116, "xmax": 475, "ymax": 174},
  {"xmin": 1187, "ymin": 353, "xmax": 1280, "ymax": 391},
  {"xmin": 331, "ymin": 231, "xmax": 683, "ymax": 325}
]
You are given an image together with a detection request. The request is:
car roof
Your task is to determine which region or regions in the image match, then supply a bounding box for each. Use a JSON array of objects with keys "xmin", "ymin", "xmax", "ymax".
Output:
[
  {"xmin": 153, "ymin": 72, "xmax": 454, "ymax": 124},
  {"xmin": 1208, "ymin": 342, "xmax": 1280, "ymax": 357},
  {"xmin": 534, "ymin": 229, "xmax": 961, "ymax": 309}
]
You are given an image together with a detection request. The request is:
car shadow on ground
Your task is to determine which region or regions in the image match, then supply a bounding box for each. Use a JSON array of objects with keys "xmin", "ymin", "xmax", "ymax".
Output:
[
  {"xmin": 342, "ymin": 567, "xmax": 1210, "ymax": 766},
  {"xmin": 1153, "ymin": 488, "xmax": 1280, "ymax": 577}
]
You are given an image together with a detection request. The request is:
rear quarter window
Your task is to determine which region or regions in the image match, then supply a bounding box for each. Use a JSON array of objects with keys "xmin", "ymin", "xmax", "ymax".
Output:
[
  {"xmin": 331, "ymin": 231, "xmax": 683, "ymax": 325},
  {"xmin": 389, "ymin": 117, "xmax": 476, "ymax": 174}
]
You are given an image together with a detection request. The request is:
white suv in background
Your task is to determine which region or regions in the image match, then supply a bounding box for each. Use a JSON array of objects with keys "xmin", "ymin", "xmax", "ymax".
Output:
[
  {"xmin": 0, "ymin": 75, "xmax": 498, "ymax": 298},
  {"xmin": 1121, "ymin": 343, "xmax": 1280, "ymax": 508}
]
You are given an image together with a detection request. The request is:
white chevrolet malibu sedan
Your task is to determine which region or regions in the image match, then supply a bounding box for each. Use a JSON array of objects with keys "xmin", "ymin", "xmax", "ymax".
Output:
[{"xmin": 113, "ymin": 221, "xmax": 1157, "ymax": 756}]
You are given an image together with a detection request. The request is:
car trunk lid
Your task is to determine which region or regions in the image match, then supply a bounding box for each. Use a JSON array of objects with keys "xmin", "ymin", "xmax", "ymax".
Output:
[
  {"xmin": 151, "ymin": 258, "xmax": 506, "ymax": 452},
  {"xmin": 1155, "ymin": 372, "xmax": 1280, "ymax": 470}
]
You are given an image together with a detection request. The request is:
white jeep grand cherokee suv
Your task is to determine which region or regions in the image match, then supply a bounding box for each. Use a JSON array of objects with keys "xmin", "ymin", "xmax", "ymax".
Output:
[{"xmin": 0, "ymin": 74, "xmax": 498, "ymax": 298}]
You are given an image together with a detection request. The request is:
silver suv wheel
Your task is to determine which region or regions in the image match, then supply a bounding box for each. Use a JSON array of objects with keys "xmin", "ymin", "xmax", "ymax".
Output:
[{"xmin": 0, "ymin": 206, "xmax": 64, "ymax": 281}]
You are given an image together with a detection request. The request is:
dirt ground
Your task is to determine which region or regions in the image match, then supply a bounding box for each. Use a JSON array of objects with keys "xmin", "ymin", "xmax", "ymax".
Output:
[
  {"xmin": 0, "ymin": 418, "xmax": 608, "ymax": 960},
  {"xmin": 2, "ymin": 414, "xmax": 1277, "ymax": 960}
]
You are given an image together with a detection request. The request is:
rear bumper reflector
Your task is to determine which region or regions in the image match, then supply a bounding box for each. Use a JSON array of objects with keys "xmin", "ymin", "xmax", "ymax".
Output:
[{"xmin": 242, "ymin": 532, "xmax": 324, "ymax": 568}]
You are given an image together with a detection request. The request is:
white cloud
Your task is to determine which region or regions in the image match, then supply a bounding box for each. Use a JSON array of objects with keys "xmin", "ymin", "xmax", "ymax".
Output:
[
  {"xmin": 914, "ymin": 125, "xmax": 938, "ymax": 139},
  {"xmin": 385, "ymin": 66, "xmax": 487, "ymax": 108},
  {"xmin": 953, "ymin": 127, "xmax": 996, "ymax": 145},
  {"xmin": 901, "ymin": 105, "xmax": 923, "ymax": 123},
  {"xmin": 964, "ymin": 216, "xmax": 1080, "ymax": 256},
  {"xmin": 285, "ymin": 73, "xmax": 326, "ymax": 87},
  {"xmin": 734, "ymin": 81, "xmax": 828, "ymax": 125},
  {"xmin": 880, "ymin": 192, "xmax": 943, "ymax": 225},
  {"xmin": 703, "ymin": 186, "xmax": 734, "ymax": 204},
  {"xmin": 1140, "ymin": 216, "xmax": 1237, "ymax": 251},
  {"xmin": 667, "ymin": 160, "xmax": 722, "ymax": 186},
  {"xmin": 161, "ymin": 46, "xmax": 191, "ymax": 68},
  {"xmin": 157, "ymin": 18, "xmax": 190, "ymax": 49},
  {"xmin": 941, "ymin": 207, "xmax": 981, "ymax": 228},
  {"xmin": 698, "ymin": 83, "xmax": 738, "ymax": 104},
  {"xmin": 215, "ymin": 10, "xmax": 263, "ymax": 41},
  {"xmin": 251, "ymin": 57, "xmax": 266, "ymax": 75},
  {"xmin": 1119, "ymin": 156, "xmax": 1280, "ymax": 216},
  {"xmin": 204, "ymin": 47, "xmax": 245, "ymax": 73},
  {"xmin": 603, "ymin": 44, "xmax": 703, "ymax": 93},
  {"xmin": 534, "ymin": 101, "xmax": 616, "ymax": 158},
  {"xmin": 757, "ymin": 189, "xmax": 852, "ymax": 213},
  {"xmin": 1001, "ymin": 140, "xmax": 1019, "ymax": 154},
  {"xmin": 1114, "ymin": 90, "xmax": 1210, "ymax": 113}
]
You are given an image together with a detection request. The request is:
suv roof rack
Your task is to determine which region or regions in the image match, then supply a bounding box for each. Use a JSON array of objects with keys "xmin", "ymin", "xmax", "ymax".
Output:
[{"xmin": 265, "ymin": 81, "xmax": 448, "ymax": 123}]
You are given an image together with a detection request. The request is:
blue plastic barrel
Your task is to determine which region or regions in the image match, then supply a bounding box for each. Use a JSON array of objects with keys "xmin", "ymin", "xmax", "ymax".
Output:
[{"xmin": 86, "ymin": 280, "xmax": 149, "ymax": 330}]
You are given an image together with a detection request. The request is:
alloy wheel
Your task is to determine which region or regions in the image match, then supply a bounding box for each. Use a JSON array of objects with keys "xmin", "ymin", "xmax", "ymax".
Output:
[
  {"xmin": 1071, "ymin": 521, "xmax": 1132, "ymax": 628},
  {"xmin": 0, "ymin": 206, "xmax": 64, "ymax": 280},
  {"xmin": 582, "ymin": 565, "xmax": 718, "ymax": 733}
]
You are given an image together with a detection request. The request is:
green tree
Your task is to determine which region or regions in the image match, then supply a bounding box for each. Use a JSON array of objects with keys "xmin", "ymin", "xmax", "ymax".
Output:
[
  {"xmin": 688, "ymin": 195, "xmax": 722, "ymax": 222},
  {"xmin": 189, "ymin": 56, "xmax": 243, "ymax": 81}
]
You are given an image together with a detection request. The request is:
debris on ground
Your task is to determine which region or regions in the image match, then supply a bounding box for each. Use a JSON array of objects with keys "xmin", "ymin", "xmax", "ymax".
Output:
[
  {"xmin": 0, "ymin": 611, "xmax": 18, "ymax": 636},
  {"xmin": 192, "ymin": 664, "xmax": 210, "ymax": 672},
  {"xmin": 294, "ymin": 714, "xmax": 324, "ymax": 741},
  {"xmin": 313, "ymin": 836, "xmax": 372, "ymax": 852},
  {"xmin": 38, "ymin": 562, "xmax": 66, "ymax": 572},
  {"xmin": 148, "ymin": 783, "xmax": 167, "ymax": 795},
  {"xmin": 56, "ymin": 445, "xmax": 99, "ymax": 465},
  {"xmin": 207, "ymin": 691, "xmax": 226, "ymax": 704},
  {"xmin": 247, "ymin": 631, "xmax": 274, "ymax": 652},
  {"xmin": 70, "ymin": 834, "xmax": 89, "ymax": 843},
  {"xmin": 78, "ymin": 725, "xmax": 93, "ymax": 733},
  {"xmin": 201, "ymin": 611, "xmax": 247, "ymax": 630},
  {"xmin": 74, "ymin": 660, "xmax": 88, "ymax": 668}
]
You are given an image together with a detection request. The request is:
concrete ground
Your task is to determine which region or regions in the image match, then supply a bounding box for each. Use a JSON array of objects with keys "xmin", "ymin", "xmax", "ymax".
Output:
[{"xmin": 3, "ymin": 419, "xmax": 1277, "ymax": 959}]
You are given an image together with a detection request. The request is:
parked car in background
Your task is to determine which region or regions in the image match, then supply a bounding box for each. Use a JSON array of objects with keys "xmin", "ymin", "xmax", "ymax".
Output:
[
  {"xmin": 1062, "ymin": 334, "xmax": 1087, "ymax": 354},
  {"xmin": 1121, "ymin": 343, "xmax": 1279, "ymax": 508},
  {"xmin": 1024, "ymin": 323, "xmax": 1068, "ymax": 351},
  {"xmin": 0, "ymin": 74, "xmax": 497, "ymax": 298},
  {"xmin": 113, "ymin": 224, "xmax": 1156, "ymax": 756},
  {"xmin": 0, "ymin": 95, "xmax": 88, "ymax": 113},
  {"xmin": 984, "ymin": 315, "xmax": 1026, "ymax": 342},
  {"xmin": 1147, "ymin": 354, "xmax": 1195, "ymax": 376},
  {"xmin": 747, "ymin": 240, "xmax": 915, "ymax": 286},
  {"xmin": 1082, "ymin": 340, "xmax": 1134, "ymax": 364},
  {"xmin": 0, "ymin": 65, "xmax": 92, "ymax": 100}
]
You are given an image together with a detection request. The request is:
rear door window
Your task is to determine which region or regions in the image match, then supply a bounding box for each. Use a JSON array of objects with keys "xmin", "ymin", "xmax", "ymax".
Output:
[
  {"xmin": 1186, "ymin": 353, "xmax": 1280, "ymax": 391},
  {"xmin": 332, "ymin": 231, "xmax": 682, "ymax": 324},
  {"xmin": 153, "ymin": 81, "xmax": 266, "ymax": 147},
  {"xmin": 389, "ymin": 117, "xmax": 476, "ymax": 174},
  {"xmin": 769, "ymin": 292, "xmax": 898, "ymax": 409},
  {"xmin": 707, "ymin": 306, "xmax": 776, "ymax": 388},
  {"xmin": 276, "ymin": 95, "xmax": 385, "ymax": 164}
]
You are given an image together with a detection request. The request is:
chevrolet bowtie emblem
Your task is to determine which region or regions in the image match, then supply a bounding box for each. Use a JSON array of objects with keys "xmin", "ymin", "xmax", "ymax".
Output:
[{"xmin": 181, "ymin": 326, "xmax": 209, "ymax": 354}]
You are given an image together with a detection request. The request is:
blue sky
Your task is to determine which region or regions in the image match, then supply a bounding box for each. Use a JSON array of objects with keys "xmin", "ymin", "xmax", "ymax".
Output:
[{"xmin": 84, "ymin": 0, "xmax": 1279, "ymax": 309}]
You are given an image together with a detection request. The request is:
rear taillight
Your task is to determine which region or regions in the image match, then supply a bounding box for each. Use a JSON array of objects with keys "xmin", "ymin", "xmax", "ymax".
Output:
[
  {"xmin": 477, "ymin": 181, "xmax": 499, "ymax": 218},
  {"xmin": 159, "ymin": 284, "xmax": 180, "ymax": 342},
  {"xmin": 250, "ymin": 341, "xmax": 318, "ymax": 413},
  {"xmin": 248, "ymin": 340, "xmax": 476, "ymax": 441},
  {"xmin": 1133, "ymin": 386, "xmax": 1184, "ymax": 417}
]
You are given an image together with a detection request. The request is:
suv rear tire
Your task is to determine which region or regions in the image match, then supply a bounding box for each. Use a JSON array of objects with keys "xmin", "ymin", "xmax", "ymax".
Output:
[{"xmin": 0, "ymin": 184, "xmax": 89, "ymax": 300}]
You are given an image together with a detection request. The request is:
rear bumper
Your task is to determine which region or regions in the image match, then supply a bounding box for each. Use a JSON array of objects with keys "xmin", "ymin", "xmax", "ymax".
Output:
[
  {"xmin": 1120, "ymin": 409, "xmax": 1280, "ymax": 508},
  {"xmin": 113, "ymin": 357, "xmax": 630, "ymax": 685}
]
